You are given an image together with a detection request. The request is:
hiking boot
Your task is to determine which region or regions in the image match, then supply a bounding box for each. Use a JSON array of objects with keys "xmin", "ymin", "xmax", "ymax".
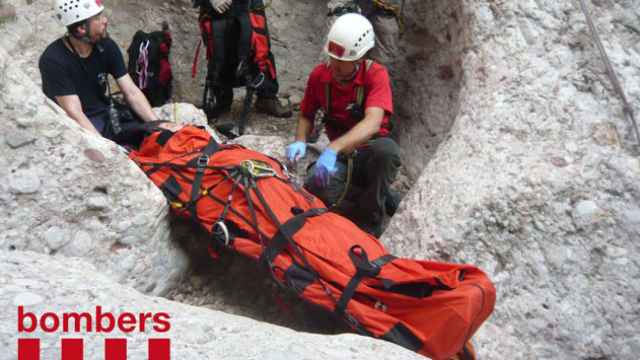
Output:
[
  {"xmin": 254, "ymin": 97, "xmax": 292, "ymax": 118},
  {"xmin": 384, "ymin": 189, "xmax": 402, "ymax": 216}
]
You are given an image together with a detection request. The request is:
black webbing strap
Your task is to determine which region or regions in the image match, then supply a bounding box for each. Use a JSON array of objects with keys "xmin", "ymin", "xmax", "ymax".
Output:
[
  {"xmin": 155, "ymin": 129, "xmax": 175, "ymax": 146},
  {"xmin": 335, "ymin": 246, "xmax": 395, "ymax": 317},
  {"xmin": 188, "ymin": 138, "xmax": 220, "ymax": 222},
  {"xmin": 372, "ymin": 254, "xmax": 396, "ymax": 267},
  {"xmin": 381, "ymin": 322, "xmax": 423, "ymax": 352},
  {"xmin": 260, "ymin": 208, "xmax": 327, "ymax": 266}
]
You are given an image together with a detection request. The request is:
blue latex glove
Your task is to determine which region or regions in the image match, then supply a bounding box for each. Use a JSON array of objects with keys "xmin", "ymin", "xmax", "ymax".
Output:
[
  {"xmin": 314, "ymin": 148, "xmax": 338, "ymax": 188},
  {"xmin": 286, "ymin": 141, "xmax": 307, "ymax": 163}
]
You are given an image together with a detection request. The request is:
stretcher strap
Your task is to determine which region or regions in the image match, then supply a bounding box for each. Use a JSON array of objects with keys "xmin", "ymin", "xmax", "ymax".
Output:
[
  {"xmin": 381, "ymin": 323, "xmax": 424, "ymax": 352},
  {"xmin": 334, "ymin": 246, "xmax": 395, "ymax": 317},
  {"xmin": 260, "ymin": 208, "xmax": 327, "ymax": 267},
  {"xmin": 187, "ymin": 138, "xmax": 220, "ymax": 223}
]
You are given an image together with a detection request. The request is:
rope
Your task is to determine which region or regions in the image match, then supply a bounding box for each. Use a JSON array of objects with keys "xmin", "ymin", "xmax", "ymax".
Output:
[
  {"xmin": 578, "ymin": 0, "xmax": 640, "ymax": 147},
  {"xmin": 136, "ymin": 40, "xmax": 151, "ymax": 89},
  {"xmin": 333, "ymin": 154, "xmax": 354, "ymax": 208}
]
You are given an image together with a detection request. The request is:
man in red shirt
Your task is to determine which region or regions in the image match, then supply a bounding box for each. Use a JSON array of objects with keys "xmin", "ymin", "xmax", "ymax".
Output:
[{"xmin": 286, "ymin": 13, "xmax": 401, "ymax": 237}]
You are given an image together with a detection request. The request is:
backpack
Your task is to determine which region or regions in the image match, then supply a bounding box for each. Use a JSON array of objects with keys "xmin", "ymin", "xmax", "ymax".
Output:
[{"xmin": 127, "ymin": 23, "xmax": 173, "ymax": 107}]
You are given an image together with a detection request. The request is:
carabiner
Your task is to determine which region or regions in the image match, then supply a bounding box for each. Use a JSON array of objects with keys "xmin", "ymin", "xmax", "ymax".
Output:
[{"xmin": 212, "ymin": 221, "xmax": 230, "ymax": 247}]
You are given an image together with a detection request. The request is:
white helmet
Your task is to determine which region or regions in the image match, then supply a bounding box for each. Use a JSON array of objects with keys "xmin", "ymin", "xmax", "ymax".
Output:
[
  {"xmin": 325, "ymin": 13, "xmax": 375, "ymax": 62},
  {"xmin": 54, "ymin": 0, "xmax": 104, "ymax": 27}
]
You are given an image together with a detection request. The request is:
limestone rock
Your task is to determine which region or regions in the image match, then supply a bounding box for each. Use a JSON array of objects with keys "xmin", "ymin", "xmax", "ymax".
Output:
[
  {"xmin": 0, "ymin": 250, "xmax": 423, "ymax": 360},
  {"xmin": 0, "ymin": 45, "xmax": 188, "ymax": 297},
  {"xmin": 383, "ymin": 1, "xmax": 640, "ymax": 359}
]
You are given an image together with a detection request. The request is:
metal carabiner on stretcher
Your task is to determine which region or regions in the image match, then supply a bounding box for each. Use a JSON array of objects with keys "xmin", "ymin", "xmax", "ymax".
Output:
[
  {"xmin": 240, "ymin": 159, "xmax": 277, "ymax": 178},
  {"xmin": 212, "ymin": 220, "xmax": 230, "ymax": 247}
]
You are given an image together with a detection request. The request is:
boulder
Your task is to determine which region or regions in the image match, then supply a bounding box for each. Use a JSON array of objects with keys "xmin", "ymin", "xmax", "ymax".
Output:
[
  {"xmin": 0, "ymin": 45, "xmax": 188, "ymax": 296},
  {"xmin": 384, "ymin": 1, "xmax": 640, "ymax": 359},
  {"xmin": 0, "ymin": 250, "xmax": 423, "ymax": 360}
]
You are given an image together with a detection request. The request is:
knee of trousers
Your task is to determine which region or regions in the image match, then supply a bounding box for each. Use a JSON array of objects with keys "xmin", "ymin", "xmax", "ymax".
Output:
[{"xmin": 368, "ymin": 137, "xmax": 401, "ymax": 165}]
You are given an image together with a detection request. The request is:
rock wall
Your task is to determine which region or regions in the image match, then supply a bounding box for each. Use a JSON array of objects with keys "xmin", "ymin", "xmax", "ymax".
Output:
[
  {"xmin": 0, "ymin": 44, "xmax": 192, "ymax": 296},
  {"xmin": 392, "ymin": 0, "xmax": 467, "ymax": 179},
  {"xmin": 385, "ymin": 1, "xmax": 640, "ymax": 359}
]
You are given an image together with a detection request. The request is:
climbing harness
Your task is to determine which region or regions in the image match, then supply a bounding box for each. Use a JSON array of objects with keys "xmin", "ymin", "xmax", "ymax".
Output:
[{"xmin": 135, "ymin": 40, "xmax": 150, "ymax": 89}]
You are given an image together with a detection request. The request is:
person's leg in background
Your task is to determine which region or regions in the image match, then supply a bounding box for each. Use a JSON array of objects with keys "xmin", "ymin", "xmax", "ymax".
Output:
[
  {"xmin": 247, "ymin": 0, "xmax": 291, "ymax": 118},
  {"xmin": 204, "ymin": 15, "xmax": 234, "ymax": 118},
  {"xmin": 350, "ymin": 137, "xmax": 401, "ymax": 236}
]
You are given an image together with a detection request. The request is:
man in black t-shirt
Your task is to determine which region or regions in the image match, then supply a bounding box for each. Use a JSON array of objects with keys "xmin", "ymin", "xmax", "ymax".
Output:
[{"xmin": 39, "ymin": 0, "xmax": 178, "ymax": 143}]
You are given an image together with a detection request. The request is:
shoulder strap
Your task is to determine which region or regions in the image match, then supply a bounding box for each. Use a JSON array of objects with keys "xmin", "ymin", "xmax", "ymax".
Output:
[
  {"xmin": 355, "ymin": 59, "xmax": 374, "ymax": 108},
  {"xmin": 324, "ymin": 81, "xmax": 332, "ymax": 115}
]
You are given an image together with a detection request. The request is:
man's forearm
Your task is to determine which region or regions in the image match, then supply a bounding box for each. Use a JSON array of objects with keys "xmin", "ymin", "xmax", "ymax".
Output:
[
  {"xmin": 124, "ymin": 88, "xmax": 158, "ymax": 122},
  {"xmin": 295, "ymin": 115, "xmax": 313, "ymax": 142},
  {"xmin": 54, "ymin": 95, "xmax": 100, "ymax": 135},
  {"xmin": 329, "ymin": 109, "xmax": 383, "ymax": 154},
  {"xmin": 69, "ymin": 111, "xmax": 100, "ymax": 135}
]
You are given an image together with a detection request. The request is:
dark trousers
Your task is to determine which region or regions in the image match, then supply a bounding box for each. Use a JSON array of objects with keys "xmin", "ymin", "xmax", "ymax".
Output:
[
  {"xmin": 89, "ymin": 106, "xmax": 146, "ymax": 148},
  {"xmin": 305, "ymin": 137, "xmax": 401, "ymax": 231},
  {"xmin": 206, "ymin": 8, "xmax": 279, "ymax": 108}
]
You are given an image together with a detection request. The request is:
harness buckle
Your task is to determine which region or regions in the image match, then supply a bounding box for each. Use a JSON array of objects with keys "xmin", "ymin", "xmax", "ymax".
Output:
[
  {"xmin": 196, "ymin": 154, "xmax": 209, "ymax": 170},
  {"xmin": 344, "ymin": 312, "xmax": 360, "ymax": 329}
]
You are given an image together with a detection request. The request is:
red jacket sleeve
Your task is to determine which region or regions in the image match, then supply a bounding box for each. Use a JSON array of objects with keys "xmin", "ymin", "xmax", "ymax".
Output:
[
  {"xmin": 364, "ymin": 65, "xmax": 393, "ymax": 115},
  {"xmin": 300, "ymin": 65, "xmax": 323, "ymax": 120}
]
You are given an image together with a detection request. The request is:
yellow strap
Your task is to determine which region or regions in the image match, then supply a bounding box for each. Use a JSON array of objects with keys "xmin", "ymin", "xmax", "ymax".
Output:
[
  {"xmin": 372, "ymin": 0, "xmax": 399, "ymax": 13},
  {"xmin": 372, "ymin": 0, "xmax": 405, "ymax": 34},
  {"xmin": 355, "ymin": 60, "xmax": 374, "ymax": 108},
  {"xmin": 251, "ymin": 0, "xmax": 272, "ymax": 11},
  {"xmin": 172, "ymin": 102, "xmax": 178, "ymax": 123}
]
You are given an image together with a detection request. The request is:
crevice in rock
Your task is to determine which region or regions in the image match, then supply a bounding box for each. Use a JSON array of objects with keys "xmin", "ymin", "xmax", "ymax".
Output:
[
  {"xmin": 393, "ymin": 0, "xmax": 467, "ymax": 180},
  {"xmin": 163, "ymin": 0, "xmax": 470, "ymax": 335}
]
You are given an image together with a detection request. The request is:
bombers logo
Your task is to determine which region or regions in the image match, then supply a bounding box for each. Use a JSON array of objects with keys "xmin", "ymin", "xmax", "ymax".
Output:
[{"xmin": 17, "ymin": 306, "xmax": 171, "ymax": 359}]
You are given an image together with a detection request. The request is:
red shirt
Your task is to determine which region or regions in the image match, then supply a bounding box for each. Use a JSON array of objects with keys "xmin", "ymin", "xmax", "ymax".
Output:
[{"xmin": 300, "ymin": 61, "xmax": 393, "ymax": 141}]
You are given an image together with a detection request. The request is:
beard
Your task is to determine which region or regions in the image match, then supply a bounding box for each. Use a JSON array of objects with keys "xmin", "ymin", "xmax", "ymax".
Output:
[{"xmin": 89, "ymin": 27, "xmax": 109, "ymax": 44}]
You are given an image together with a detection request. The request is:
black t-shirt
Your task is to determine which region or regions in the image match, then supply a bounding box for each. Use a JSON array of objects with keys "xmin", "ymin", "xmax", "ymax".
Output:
[{"xmin": 39, "ymin": 37, "xmax": 127, "ymax": 123}]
